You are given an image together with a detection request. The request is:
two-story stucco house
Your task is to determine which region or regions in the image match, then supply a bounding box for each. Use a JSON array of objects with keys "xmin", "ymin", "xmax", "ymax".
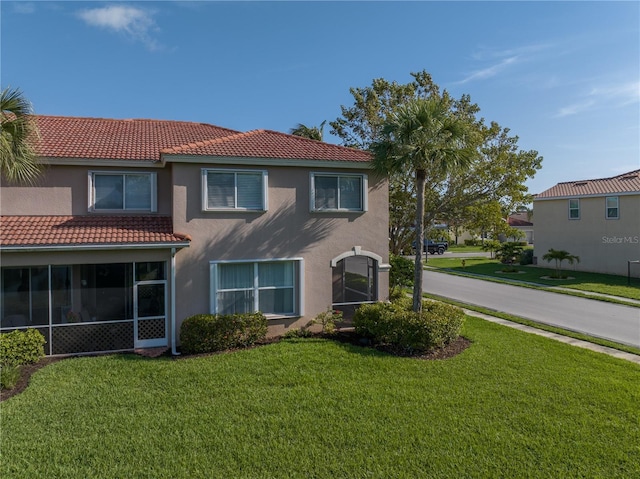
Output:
[
  {"xmin": 533, "ymin": 169, "xmax": 640, "ymax": 276},
  {"xmin": 0, "ymin": 115, "xmax": 390, "ymax": 356}
]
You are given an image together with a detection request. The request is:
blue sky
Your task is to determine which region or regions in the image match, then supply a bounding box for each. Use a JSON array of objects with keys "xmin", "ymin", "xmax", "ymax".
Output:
[{"xmin": 2, "ymin": 1, "xmax": 638, "ymax": 195}]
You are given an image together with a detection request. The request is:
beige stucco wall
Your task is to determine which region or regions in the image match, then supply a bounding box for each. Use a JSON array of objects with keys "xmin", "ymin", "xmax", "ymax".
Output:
[
  {"xmin": 0, "ymin": 165, "xmax": 172, "ymax": 216},
  {"xmin": 534, "ymin": 194, "xmax": 640, "ymax": 276},
  {"xmin": 171, "ymin": 162, "xmax": 389, "ymax": 336}
]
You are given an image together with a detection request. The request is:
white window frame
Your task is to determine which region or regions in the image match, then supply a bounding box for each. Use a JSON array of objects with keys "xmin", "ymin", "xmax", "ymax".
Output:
[
  {"xmin": 88, "ymin": 171, "xmax": 157, "ymax": 212},
  {"xmin": 568, "ymin": 198, "xmax": 580, "ymax": 220},
  {"xmin": 606, "ymin": 196, "xmax": 619, "ymax": 219},
  {"xmin": 209, "ymin": 258, "xmax": 304, "ymax": 318},
  {"xmin": 202, "ymin": 168, "xmax": 268, "ymax": 212},
  {"xmin": 309, "ymin": 172, "xmax": 368, "ymax": 212}
]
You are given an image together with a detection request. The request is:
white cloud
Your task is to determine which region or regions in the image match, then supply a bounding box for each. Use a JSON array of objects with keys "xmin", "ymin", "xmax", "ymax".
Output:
[
  {"xmin": 13, "ymin": 2, "xmax": 36, "ymax": 14},
  {"xmin": 77, "ymin": 5, "xmax": 160, "ymax": 50},
  {"xmin": 555, "ymin": 81, "xmax": 639, "ymax": 117},
  {"xmin": 589, "ymin": 81, "xmax": 640, "ymax": 107},
  {"xmin": 457, "ymin": 43, "xmax": 552, "ymax": 85},
  {"xmin": 457, "ymin": 56, "xmax": 519, "ymax": 84}
]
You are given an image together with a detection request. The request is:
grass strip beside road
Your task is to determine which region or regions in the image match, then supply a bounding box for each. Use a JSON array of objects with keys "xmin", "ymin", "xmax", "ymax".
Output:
[
  {"xmin": 423, "ymin": 292, "xmax": 640, "ymax": 357},
  {"xmin": 425, "ymin": 257, "xmax": 640, "ymax": 305}
]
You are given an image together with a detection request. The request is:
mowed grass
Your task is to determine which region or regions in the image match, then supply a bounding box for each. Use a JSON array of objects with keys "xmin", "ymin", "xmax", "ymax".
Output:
[
  {"xmin": 426, "ymin": 257, "xmax": 640, "ymax": 300},
  {"xmin": 2, "ymin": 317, "xmax": 639, "ymax": 479}
]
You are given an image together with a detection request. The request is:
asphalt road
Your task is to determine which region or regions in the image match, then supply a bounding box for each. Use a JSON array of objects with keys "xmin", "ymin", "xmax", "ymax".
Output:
[{"xmin": 422, "ymin": 269, "xmax": 640, "ymax": 348}]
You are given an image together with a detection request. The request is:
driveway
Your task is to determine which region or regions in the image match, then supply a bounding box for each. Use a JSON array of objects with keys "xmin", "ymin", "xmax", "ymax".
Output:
[{"xmin": 422, "ymin": 269, "xmax": 640, "ymax": 348}]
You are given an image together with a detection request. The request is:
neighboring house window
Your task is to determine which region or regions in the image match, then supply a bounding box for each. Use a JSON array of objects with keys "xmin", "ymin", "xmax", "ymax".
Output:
[
  {"xmin": 202, "ymin": 169, "xmax": 268, "ymax": 211},
  {"xmin": 568, "ymin": 199, "xmax": 580, "ymax": 219},
  {"xmin": 89, "ymin": 172, "xmax": 157, "ymax": 212},
  {"xmin": 210, "ymin": 259, "xmax": 303, "ymax": 317},
  {"xmin": 310, "ymin": 173, "xmax": 368, "ymax": 212},
  {"xmin": 606, "ymin": 196, "xmax": 619, "ymax": 219}
]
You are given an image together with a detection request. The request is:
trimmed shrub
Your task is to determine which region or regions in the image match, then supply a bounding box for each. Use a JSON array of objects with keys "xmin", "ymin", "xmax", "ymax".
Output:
[
  {"xmin": 519, "ymin": 248, "xmax": 534, "ymax": 265},
  {"xmin": 390, "ymin": 254, "xmax": 414, "ymax": 290},
  {"xmin": 1, "ymin": 364, "xmax": 21, "ymax": 390},
  {"xmin": 307, "ymin": 308, "xmax": 343, "ymax": 334},
  {"xmin": 180, "ymin": 312, "xmax": 268, "ymax": 354},
  {"xmin": 0, "ymin": 328, "xmax": 45, "ymax": 367},
  {"xmin": 354, "ymin": 299, "xmax": 464, "ymax": 354}
]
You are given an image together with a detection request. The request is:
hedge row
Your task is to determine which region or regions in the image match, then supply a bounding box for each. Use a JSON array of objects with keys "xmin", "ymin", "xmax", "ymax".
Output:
[
  {"xmin": 354, "ymin": 298, "xmax": 464, "ymax": 354},
  {"xmin": 180, "ymin": 312, "xmax": 268, "ymax": 354}
]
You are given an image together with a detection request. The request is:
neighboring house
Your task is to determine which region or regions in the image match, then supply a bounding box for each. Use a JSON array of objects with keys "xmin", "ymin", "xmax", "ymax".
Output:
[
  {"xmin": 533, "ymin": 169, "xmax": 640, "ymax": 276},
  {"xmin": 0, "ymin": 115, "xmax": 389, "ymax": 356},
  {"xmin": 507, "ymin": 211, "xmax": 534, "ymax": 244}
]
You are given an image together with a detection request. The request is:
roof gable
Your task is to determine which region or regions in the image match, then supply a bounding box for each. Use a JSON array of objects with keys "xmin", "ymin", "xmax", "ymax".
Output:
[
  {"xmin": 161, "ymin": 129, "xmax": 372, "ymax": 163},
  {"xmin": 32, "ymin": 116, "xmax": 371, "ymax": 164},
  {"xmin": 536, "ymin": 169, "xmax": 640, "ymax": 199},
  {"xmin": 34, "ymin": 115, "xmax": 239, "ymax": 162}
]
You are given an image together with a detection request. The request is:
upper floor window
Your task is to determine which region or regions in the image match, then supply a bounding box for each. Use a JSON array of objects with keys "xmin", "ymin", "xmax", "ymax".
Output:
[
  {"xmin": 606, "ymin": 196, "xmax": 619, "ymax": 219},
  {"xmin": 89, "ymin": 172, "xmax": 157, "ymax": 212},
  {"xmin": 568, "ymin": 198, "xmax": 580, "ymax": 219},
  {"xmin": 202, "ymin": 169, "xmax": 267, "ymax": 211},
  {"xmin": 310, "ymin": 173, "xmax": 368, "ymax": 212}
]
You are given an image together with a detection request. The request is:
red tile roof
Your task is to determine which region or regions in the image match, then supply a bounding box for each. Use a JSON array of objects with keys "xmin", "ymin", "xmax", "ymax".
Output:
[
  {"xmin": 508, "ymin": 217, "xmax": 533, "ymax": 227},
  {"xmin": 34, "ymin": 115, "xmax": 239, "ymax": 161},
  {"xmin": 32, "ymin": 116, "xmax": 371, "ymax": 163},
  {"xmin": 0, "ymin": 216, "xmax": 190, "ymax": 248},
  {"xmin": 536, "ymin": 169, "xmax": 640, "ymax": 199},
  {"xmin": 161, "ymin": 129, "xmax": 372, "ymax": 163}
]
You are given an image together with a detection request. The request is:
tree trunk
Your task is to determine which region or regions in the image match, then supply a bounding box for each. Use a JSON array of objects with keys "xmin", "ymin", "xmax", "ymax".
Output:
[{"xmin": 413, "ymin": 169, "xmax": 427, "ymax": 313}]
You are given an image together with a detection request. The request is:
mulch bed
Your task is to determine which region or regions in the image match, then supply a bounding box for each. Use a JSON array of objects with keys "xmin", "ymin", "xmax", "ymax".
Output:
[{"xmin": 1, "ymin": 331, "xmax": 471, "ymax": 402}]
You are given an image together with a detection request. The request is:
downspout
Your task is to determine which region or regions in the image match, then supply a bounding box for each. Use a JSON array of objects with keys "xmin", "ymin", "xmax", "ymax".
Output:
[{"xmin": 171, "ymin": 247, "xmax": 180, "ymax": 356}]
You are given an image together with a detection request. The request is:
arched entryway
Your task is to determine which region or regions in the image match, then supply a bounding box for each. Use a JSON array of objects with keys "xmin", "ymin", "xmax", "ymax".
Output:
[{"xmin": 331, "ymin": 247, "xmax": 381, "ymax": 318}]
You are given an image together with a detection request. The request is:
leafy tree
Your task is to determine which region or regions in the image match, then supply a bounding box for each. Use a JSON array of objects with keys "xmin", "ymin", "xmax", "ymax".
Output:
[
  {"xmin": 289, "ymin": 120, "xmax": 326, "ymax": 141},
  {"xmin": 542, "ymin": 249, "xmax": 580, "ymax": 279},
  {"xmin": 0, "ymin": 87, "xmax": 41, "ymax": 184},
  {"xmin": 330, "ymin": 71, "xmax": 542, "ymax": 255},
  {"xmin": 464, "ymin": 200, "xmax": 524, "ymax": 244},
  {"xmin": 371, "ymin": 97, "xmax": 473, "ymax": 312}
]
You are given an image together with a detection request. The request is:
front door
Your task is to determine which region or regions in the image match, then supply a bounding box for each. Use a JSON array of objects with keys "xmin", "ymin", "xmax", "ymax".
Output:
[{"xmin": 134, "ymin": 281, "xmax": 168, "ymax": 348}]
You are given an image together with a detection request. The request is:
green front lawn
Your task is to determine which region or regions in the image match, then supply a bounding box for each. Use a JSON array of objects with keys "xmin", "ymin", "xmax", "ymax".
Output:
[
  {"xmin": 2, "ymin": 317, "xmax": 639, "ymax": 478},
  {"xmin": 426, "ymin": 257, "xmax": 640, "ymax": 300}
]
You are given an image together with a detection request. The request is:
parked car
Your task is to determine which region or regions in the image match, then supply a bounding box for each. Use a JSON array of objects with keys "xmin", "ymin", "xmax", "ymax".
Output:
[{"xmin": 412, "ymin": 239, "xmax": 449, "ymax": 254}]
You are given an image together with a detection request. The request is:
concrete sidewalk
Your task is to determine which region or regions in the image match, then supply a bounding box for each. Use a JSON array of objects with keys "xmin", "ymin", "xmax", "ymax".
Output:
[{"xmin": 463, "ymin": 308, "xmax": 640, "ymax": 365}]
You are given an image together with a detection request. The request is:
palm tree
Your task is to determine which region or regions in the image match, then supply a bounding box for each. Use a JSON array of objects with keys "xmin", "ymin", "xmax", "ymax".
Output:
[
  {"xmin": 371, "ymin": 97, "xmax": 473, "ymax": 312},
  {"xmin": 289, "ymin": 120, "xmax": 326, "ymax": 141},
  {"xmin": 542, "ymin": 248, "xmax": 580, "ymax": 279},
  {"xmin": 1, "ymin": 87, "xmax": 41, "ymax": 184}
]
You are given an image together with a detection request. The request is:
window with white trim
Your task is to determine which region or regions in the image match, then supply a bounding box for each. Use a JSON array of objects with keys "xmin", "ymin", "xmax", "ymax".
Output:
[
  {"xmin": 568, "ymin": 198, "xmax": 580, "ymax": 219},
  {"xmin": 210, "ymin": 259, "xmax": 303, "ymax": 317},
  {"xmin": 202, "ymin": 169, "xmax": 267, "ymax": 211},
  {"xmin": 89, "ymin": 172, "xmax": 157, "ymax": 212},
  {"xmin": 606, "ymin": 196, "xmax": 619, "ymax": 219},
  {"xmin": 310, "ymin": 173, "xmax": 367, "ymax": 212}
]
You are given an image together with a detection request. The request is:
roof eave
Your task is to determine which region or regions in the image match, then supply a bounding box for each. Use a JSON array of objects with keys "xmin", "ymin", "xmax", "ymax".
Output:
[
  {"xmin": 0, "ymin": 242, "xmax": 191, "ymax": 253},
  {"xmin": 42, "ymin": 157, "xmax": 163, "ymax": 167},
  {"xmin": 161, "ymin": 153, "xmax": 373, "ymax": 169},
  {"xmin": 534, "ymin": 190, "xmax": 640, "ymax": 201}
]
